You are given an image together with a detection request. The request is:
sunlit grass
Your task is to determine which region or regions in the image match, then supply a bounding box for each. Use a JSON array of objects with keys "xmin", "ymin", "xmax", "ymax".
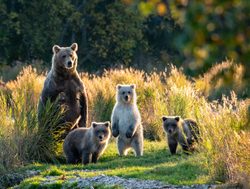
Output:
[
  {"xmin": 17, "ymin": 141, "xmax": 210, "ymax": 188},
  {"xmin": 0, "ymin": 61, "xmax": 249, "ymax": 187}
]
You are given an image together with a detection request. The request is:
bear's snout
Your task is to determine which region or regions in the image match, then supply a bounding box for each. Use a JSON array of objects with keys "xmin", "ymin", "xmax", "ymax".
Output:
[
  {"xmin": 66, "ymin": 61, "xmax": 73, "ymax": 68},
  {"xmin": 168, "ymin": 128, "xmax": 173, "ymax": 134},
  {"xmin": 98, "ymin": 135, "xmax": 104, "ymax": 141},
  {"xmin": 124, "ymin": 95, "xmax": 129, "ymax": 101}
]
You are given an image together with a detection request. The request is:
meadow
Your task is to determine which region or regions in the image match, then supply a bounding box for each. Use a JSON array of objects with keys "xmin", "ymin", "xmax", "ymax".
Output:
[{"xmin": 0, "ymin": 61, "xmax": 249, "ymax": 188}]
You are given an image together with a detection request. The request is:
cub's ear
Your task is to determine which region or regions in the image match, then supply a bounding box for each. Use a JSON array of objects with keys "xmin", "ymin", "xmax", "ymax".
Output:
[
  {"xmin": 162, "ymin": 116, "xmax": 167, "ymax": 122},
  {"xmin": 104, "ymin": 121, "xmax": 110, "ymax": 127},
  {"xmin": 71, "ymin": 43, "xmax": 78, "ymax": 51},
  {"xmin": 116, "ymin": 84, "xmax": 122, "ymax": 90},
  {"xmin": 52, "ymin": 45, "xmax": 61, "ymax": 54},
  {"xmin": 92, "ymin": 122, "xmax": 98, "ymax": 128},
  {"xmin": 130, "ymin": 84, "xmax": 136, "ymax": 89},
  {"xmin": 175, "ymin": 116, "xmax": 180, "ymax": 122}
]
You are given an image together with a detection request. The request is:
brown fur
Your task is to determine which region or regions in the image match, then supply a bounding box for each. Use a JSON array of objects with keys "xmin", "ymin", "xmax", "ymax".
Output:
[
  {"xmin": 63, "ymin": 121, "xmax": 111, "ymax": 165},
  {"xmin": 38, "ymin": 43, "xmax": 88, "ymax": 137},
  {"xmin": 162, "ymin": 116, "xmax": 199, "ymax": 155}
]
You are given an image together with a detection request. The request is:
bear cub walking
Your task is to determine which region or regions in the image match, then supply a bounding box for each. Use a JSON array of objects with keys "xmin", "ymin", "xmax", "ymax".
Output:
[
  {"xmin": 63, "ymin": 121, "xmax": 111, "ymax": 165},
  {"xmin": 162, "ymin": 116, "xmax": 199, "ymax": 155},
  {"xmin": 111, "ymin": 84, "xmax": 143, "ymax": 156}
]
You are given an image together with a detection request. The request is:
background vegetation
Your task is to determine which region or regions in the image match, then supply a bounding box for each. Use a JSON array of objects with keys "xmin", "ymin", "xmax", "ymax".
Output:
[
  {"xmin": 0, "ymin": 64, "xmax": 249, "ymax": 187},
  {"xmin": 1, "ymin": 0, "xmax": 250, "ymax": 99}
]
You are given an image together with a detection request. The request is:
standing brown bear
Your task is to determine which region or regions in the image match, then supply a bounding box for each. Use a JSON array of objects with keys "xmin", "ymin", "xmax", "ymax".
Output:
[{"xmin": 38, "ymin": 43, "xmax": 88, "ymax": 135}]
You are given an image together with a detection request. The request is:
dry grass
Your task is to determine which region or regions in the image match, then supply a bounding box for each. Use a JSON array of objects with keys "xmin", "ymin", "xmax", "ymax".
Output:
[
  {"xmin": 0, "ymin": 61, "xmax": 249, "ymax": 186},
  {"xmin": 195, "ymin": 60, "xmax": 246, "ymax": 100}
]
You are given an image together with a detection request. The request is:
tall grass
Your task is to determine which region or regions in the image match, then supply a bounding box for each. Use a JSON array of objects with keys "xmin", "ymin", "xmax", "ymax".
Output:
[
  {"xmin": 0, "ymin": 61, "xmax": 249, "ymax": 186},
  {"xmin": 197, "ymin": 93, "xmax": 249, "ymax": 184},
  {"xmin": 0, "ymin": 67, "xmax": 64, "ymax": 175}
]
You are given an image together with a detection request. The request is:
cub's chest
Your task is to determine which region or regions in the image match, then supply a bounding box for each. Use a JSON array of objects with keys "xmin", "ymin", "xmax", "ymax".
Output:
[{"xmin": 116, "ymin": 107, "xmax": 135, "ymax": 124}]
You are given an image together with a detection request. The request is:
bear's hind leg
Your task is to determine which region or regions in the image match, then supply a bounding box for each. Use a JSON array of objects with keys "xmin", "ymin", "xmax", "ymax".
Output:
[
  {"xmin": 131, "ymin": 136, "xmax": 143, "ymax": 156},
  {"xmin": 117, "ymin": 138, "xmax": 128, "ymax": 156},
  {"xmin": 178, "ymin": 134, "xmax": 190, "ymax": 154}
]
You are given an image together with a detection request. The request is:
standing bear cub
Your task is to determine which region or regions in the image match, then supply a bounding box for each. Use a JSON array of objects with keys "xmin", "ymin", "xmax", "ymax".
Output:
[
  {"xmin": 38, "ymin": 43, "xmax": 88, "ymax": 135},
  {"xmin": 63, "ymin": 121, "xmax": 111, "ymax": 165},
  {"xmin": 111, "ymin": 84, "xmax": 143, "ymax": 156},
  {"xmin": 162, "ymin": 116, "xmax": 199, "ymax": 155}
]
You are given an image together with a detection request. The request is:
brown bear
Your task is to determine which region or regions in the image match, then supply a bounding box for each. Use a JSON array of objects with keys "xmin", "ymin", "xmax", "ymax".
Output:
[
  {"xmin": 38, "ymin": 43, "xmax": 88, "ymax": 135},
  {"xmin": 162, "ymin": 116, "xmax": 199, "ymax": 155},
  {"xmin": 63, "ymin": 121, "xmax": 111, "ymax": 165}
]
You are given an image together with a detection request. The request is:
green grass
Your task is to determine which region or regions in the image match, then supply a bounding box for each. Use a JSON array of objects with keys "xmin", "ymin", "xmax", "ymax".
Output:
[{"xmin": 16, "ymin": 140, "xmax": 210, "ymax": 188}]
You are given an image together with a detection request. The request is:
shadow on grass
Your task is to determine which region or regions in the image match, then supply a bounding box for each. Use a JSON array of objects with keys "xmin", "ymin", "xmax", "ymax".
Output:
[
  {"xmin": 124, "ymin": 160, "xmax": 208, "ymax": 184},
  {"xmin": 61, "ymin": 147, "xmax": 183, "ymax": 170}
]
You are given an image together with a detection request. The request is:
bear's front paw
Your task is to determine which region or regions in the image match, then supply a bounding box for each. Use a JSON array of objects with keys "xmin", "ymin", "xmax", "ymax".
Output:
[
  {"xmin": 112, "ymin": 129, "xmax": 119, "ymax": 137},
  {"xmin": 126, "ymin": 131, "xmax": 133, "ymax": 138}
]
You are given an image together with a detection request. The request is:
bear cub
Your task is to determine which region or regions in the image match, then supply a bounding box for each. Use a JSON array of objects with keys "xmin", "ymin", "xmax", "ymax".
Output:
[
  {"xmin": 111, "ymin": 84, "xmax": 143, "ymax": 156},
  {"xmin": 162, "ymin": 116, "xmax": 199, "ymax": 155},
  {"xmin": 63, "ymin": 121, "xmax": 111, "ymax": 165}
]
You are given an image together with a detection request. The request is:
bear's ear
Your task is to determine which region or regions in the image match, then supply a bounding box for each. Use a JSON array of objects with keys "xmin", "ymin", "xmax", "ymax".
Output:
[
  {"xmin": 104, "ymin": 121, "xmax": 110, "ymax": 127},
  {"xmin": 92, "ymin": 122, "xmax": 98, "ymax": 128},
  {"xmin": 162, "ymin": 116, "xmax": 168, "ymax": 122},
  {"xmin": 130, "ymin": 84, "xmax": 136, "ymax": 89},
  {"xmin": 116, "ymin": 84, "xmax": 122, "ymax": 90},
  {"xmin": 175, "ymin": 116, "xmax": 180, "ymax": 122},
  {"xmin": 52, "ymin": 45, "xmax": 61, "ymax": 54},
  {"xmin": 71, "ymin": 43, "xmax": 78, "ymax": 52}
]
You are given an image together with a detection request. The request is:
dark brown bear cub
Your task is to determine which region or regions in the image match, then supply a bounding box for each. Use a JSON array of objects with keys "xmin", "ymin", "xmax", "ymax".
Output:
[
  {"xmin": 63, "ymin": 121, "xmax": 111, "ymax": 165},
  {"xmin": 162, "ymin": 116, "xmax": 199, "ymax": 155},
  {"xmin": 38, "ymin": 43, "xmax": 88, "ymax": 135}
]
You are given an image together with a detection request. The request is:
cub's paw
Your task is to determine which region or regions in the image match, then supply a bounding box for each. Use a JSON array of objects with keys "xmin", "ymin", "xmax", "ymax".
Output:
[
  {"xmin": 126, "ymin": 131, "xmax": 133, "ymax": 138},
  {"xmin": 112, "ymin": 129, "xmax": 119, "ymax": 137}
]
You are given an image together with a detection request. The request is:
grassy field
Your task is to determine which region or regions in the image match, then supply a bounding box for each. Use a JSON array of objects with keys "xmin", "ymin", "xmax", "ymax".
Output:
[
  {"xmin": 0, "ymin": 61, "xmax": 249, "ymax": 188},
  {"xmin": 17, "ymin": 140, "xmax": 209, "ymax": 188}
]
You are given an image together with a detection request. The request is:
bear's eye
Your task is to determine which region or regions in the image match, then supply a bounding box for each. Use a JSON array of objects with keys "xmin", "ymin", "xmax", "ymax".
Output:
[
  {"xmin": 62, "ymin": 55, "xmax": 66, "ymax": 58},
  {"xmin": 122, "ymin": 91, "xmax": 125, "ymax": 95},
  {"xmin": 69, "ymin": 54, "xmax": 73, "ymax": 58},
  {"xmin": 128, "ymin": 91, "xmax": 131, "ymax": 94}
]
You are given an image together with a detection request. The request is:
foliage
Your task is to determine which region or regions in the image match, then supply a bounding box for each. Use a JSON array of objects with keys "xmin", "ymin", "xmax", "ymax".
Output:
[
  {"xmin": 171, "ymin": 0, "xmax": 250, "ymax": 78},
  {"xmin": 0, "ymin": 66, "xmax": 65, "ymax": 175},
  {"xmin": 0, "ymin": 0, "xmax": 180, "ymax": 72},
  {"xmin": 0, "ymin": 63, "xmax": 249, "ymax": 186},
  {"xmin": 195, "ymin": 60, "xmax": 246, "ymax": 100}
]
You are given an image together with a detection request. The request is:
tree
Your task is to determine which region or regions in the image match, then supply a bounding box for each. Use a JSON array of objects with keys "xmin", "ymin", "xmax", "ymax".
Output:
[{"xmin": 172, "ymin": 0, "xmax": 250, "ymax": 77}]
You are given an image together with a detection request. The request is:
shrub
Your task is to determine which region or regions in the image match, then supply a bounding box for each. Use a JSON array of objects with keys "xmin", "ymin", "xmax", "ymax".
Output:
[{"xmin": 195, "ymin": 61, "xmax": 246, "ymax": 100}]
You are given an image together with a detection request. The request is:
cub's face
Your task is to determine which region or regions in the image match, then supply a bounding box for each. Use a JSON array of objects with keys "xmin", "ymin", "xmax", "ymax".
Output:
[
  {"xmin": 52, "ymin": 43, "xmax": 78, "ymax": 71},
  {"xmin": 162, "ymin": 116, "xmax": 180, "ymax": 136},
  {"xmin": 117, "ymin": 84, "xmax": 135, "ymax": 104},
  {"xmin": 92, "ymin": 121, "xmax": 111, "ymax": 143}
]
